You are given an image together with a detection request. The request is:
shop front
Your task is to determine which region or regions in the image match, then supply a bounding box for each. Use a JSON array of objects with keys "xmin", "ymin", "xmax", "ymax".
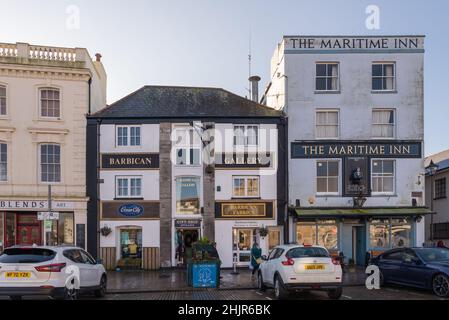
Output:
[
  {"xmin": 0, "ymin": 200, "xmax": 81, "ymax": 252},
  {"xmin": 99, "ymin": 201, "xmax": 160, "ymax": 270},
  {"xmin": 215, "ymin": 201, "xmax": 281, "ymax": 268},
  {"xmin": 292, "ymin": 207, "xmax": 431, "ymax": 265},
  {"xmin": 174, "ymin": 219, "xmax": 201, "ymax": 266}
]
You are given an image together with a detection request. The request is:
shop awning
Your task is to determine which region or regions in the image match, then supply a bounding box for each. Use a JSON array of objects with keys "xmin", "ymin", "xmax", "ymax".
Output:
[{"xmin": 292, "ymin": 207, "xmax": 433, "ymax": 218}]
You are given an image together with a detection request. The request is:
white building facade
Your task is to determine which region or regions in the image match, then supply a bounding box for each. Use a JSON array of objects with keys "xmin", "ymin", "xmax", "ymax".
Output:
[
  {"xmin": 0, "ymin": 42, "xmax": 106, "ymax": 252},
  {"xmin": 263, "ymin": 36, "xmax": 429, "ymax": 264},
  {"xmin": 88, "ymin": 86, "xmax": 286, "ymax": 269}
]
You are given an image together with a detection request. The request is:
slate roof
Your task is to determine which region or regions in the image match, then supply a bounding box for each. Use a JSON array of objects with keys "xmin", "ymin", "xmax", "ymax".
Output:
[
  {"xmin": 91, "ymin": 86, "xmax": 283, "ymax": 119},
  {"xmin": 437, "ymin": 159, "xmax": 449, "ymax": 172}
]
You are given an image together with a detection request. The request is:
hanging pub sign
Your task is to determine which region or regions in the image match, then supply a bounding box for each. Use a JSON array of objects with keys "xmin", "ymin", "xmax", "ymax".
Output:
[
  {"xmin": 291, "ymin": 141, "xmax": 422, "ymax": 159},
  {"xmin": 344, "ymin": 157, "xmax": 369, "ymax": 197},
  {"xmin": 101, "ymin": 153, "xmax": 159, "ymax": 170},
  {"xmin": 215, "ymin": 152, "xmax": 272, "ymax": 169},
  {"xmin": 215, "ymin": 202, "xmax": 274, "ymax": 219}
]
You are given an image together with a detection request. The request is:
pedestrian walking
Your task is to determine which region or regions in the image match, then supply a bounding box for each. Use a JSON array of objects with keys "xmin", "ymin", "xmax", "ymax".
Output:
[{"xmin": 250, "ymin": 242, "xmax": 262, "ymax": 280}]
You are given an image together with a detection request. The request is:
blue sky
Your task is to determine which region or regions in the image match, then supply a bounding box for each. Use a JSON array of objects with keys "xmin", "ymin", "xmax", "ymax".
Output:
[{"xmin": 1, "ymin": 0, "xmax": 447, "ymax": 156}]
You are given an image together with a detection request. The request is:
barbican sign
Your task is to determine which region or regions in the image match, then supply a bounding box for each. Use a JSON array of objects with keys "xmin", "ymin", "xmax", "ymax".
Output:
[
  {"xmin": 101, "ymin": 153, "xmax": 159, "ymax": 170},
  {"xmin": 291, "ymin": 141, "xmax": 422, "ymax": 159}
]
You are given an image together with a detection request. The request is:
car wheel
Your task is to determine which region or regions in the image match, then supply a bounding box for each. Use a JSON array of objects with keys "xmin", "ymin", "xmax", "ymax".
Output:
[
  {"xmin": 432, "ymin": 274, "xmax": 449, "ymax": 298},
  {"xmin": 95, "ymin": 275, "xmax": 107, "ymax": 298},
  {"xmin": 62, "ymin": 287, "xmax": 79, "ymax": 300},
  {"xmin": 9, "ymin": 296, "xmax": 22, "ymax": 300},
  {"xmin": 274, "ymin": 275, "xmax": 289, "ymax": 300},
  {"xmin": 379, "ymin": 270, "xmax": 385, "ymax": 287},
  {"xmin": 258, "ymin": 272, "xmax": 266, "ymax": 292},
  {"xmin": 327, "ymin": 287, "xmax": 343, "ymax": 300}
]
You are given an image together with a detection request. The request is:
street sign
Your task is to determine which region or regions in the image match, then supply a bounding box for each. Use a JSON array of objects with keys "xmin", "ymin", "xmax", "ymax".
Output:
[
  {"xmin": 44, "ymin": 220, "xmax": 53, "ymax": 232},
  {"xmin": 38, "ymin": 212, "xmax": 60, "ymax": 220}
]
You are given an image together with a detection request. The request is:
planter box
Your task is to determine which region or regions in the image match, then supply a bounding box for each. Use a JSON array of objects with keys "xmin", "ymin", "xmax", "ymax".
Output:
[{"xmin": 187, "ymin": 260, "xmax": 220, "ymax": 288}]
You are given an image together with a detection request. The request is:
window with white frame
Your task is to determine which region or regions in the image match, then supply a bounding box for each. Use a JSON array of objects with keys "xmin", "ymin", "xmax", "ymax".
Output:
[
  {"xmin": 316, "ymin": 110, "xmax": 339, "ymax": 139},
  {"xmin": 372, "ymin": 109, "xmax": 395, "ymax": 138},
  {"xmin": 116, "ymin": 126, "xmax": 141, "ymax": 146},
  {"xmin": 316, "ymin": 161, "xmax": 339, "ymax": 194},
  {"xmin": 0, "ymin": 143, "xmax": 7, "ymax": 181},
  {"xmin": 40, "ymin": 88, "xmax": 60, "ymax": 118},
  {"xmin": 40, "ymin": 144, "xmax": 61, "ymax": 183},
  {"xmin": 233, "ymin": 125, "xmax": 259, "ymax": 146},
  {"xmin": 0, "ymin": 86, "xmax": 6, "ymax": 116},
  {"xmin": 371, "ymin": 160, "xmax": 395, "ymax": 194},
  {"xmin": 175, "ymin": 128, "xmax": 201, "ymax": 166},
  {"xmin": 232, "ymin": 176, "xmax": 260, "ymax": 198},
  {"xmin": 316, "ymin": 63, "xmax": 339, "ymax": 91},
  {"xmin": 372, "ymin": 63, "xmax": 396, "ymax": 91},
  {"xmin": 116, "ymin": 176, "xmax": 142, "ymax": 198}
]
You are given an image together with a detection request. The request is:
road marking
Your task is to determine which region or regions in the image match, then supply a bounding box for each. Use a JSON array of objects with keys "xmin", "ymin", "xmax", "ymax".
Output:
[
  {"xmin": 256, "ymin": 292, "xmax": 263, "ymax": 296},
  {"xmin": 342, "ymin": 295, "xmax": 353, "ymax": 299},
  {"xmin": 265, "ymin": 297, "xmax": 273, "ymax": 300}
]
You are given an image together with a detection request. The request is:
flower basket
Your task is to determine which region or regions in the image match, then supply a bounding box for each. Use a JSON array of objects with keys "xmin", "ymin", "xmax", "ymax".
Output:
[{"xmin": 100, "ymin": 226, "xmax": 112, "ymax": 237}]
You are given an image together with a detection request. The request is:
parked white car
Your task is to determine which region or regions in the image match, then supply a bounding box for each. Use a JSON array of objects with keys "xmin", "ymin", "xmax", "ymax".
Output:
[
  {"xmin": 0, "ymin": 245, "xmax": 107, "ymax": 300},
  {"xmin": 258, "ymin": 244, "xmax": 343, "ymax": 299}
]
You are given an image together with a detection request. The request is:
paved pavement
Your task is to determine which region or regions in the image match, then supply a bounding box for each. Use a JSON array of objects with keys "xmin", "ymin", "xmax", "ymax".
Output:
[{"xmin": 106, "ymin": 267, "xmax": 367, "ymax": 293}]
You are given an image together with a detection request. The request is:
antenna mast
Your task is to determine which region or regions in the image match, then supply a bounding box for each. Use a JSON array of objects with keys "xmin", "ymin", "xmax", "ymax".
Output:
[{"xmin": 248, "ymin": 25, "xmax": 252, "ymax": 97}]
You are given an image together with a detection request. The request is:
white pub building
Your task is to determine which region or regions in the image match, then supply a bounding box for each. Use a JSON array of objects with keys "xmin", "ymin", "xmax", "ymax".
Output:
[
  {"xmin": 263, "ymin": 35, "xmax": 430, "ymax": 265},
  {"xmin": 87, "ymin": 85, "xmax": 287, "ymax": 269}
]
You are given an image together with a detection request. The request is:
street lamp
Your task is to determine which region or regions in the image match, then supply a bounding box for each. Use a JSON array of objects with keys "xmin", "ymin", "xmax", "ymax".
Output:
[{"xmin": 426, "ymin": 160, "xmax": 439, "ymax": 243}]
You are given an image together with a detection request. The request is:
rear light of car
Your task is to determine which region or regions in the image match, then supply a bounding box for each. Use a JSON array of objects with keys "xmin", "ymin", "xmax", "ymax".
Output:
[
  {"xmin": 35, "ymin": 263, "xmax": 66, "ymax": 272},
  {"xmin": 331, "ymin": 258, "xmax": 340, "ymax": 265},
  {"xmin": 282, "ymin": 258, "xmax": 295, "ymax": 266}
]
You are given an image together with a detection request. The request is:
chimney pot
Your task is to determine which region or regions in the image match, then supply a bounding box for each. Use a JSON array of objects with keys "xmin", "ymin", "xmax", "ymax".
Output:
[
  {"xmin": 95, "ymin": 53, "xmax": 102, "ymax": 62},
  {"xmin": 248, "ymin": 75, "xmax": 261, "ymax": 103}
]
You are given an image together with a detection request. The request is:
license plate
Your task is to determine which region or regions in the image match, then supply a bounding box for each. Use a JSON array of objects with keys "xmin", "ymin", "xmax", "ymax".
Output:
[
  {"xmin": 6, "ymin": 272, "xmax": 31, "ymax": 279},
  {"xmin": 305, "ymin": 264, "xmax": 325, "ymax": 270}
]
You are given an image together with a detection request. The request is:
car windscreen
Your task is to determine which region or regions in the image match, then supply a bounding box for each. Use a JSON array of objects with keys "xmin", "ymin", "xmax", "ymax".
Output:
[
  {"xmin": 286, "ymin": 247, "xmax": 330, "ymax": 258},
  {"xmin": 0, "ymin": 248, "xmax": 56, "ymax": 263},
  {"xmin": 415, "ymin": 248, "xmax": 449, "ymax": 263}
]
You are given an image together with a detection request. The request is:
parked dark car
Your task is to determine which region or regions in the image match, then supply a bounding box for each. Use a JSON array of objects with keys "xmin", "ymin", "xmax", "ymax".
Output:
[{"xmin": 370, "ymin": 247, "xmax": 449, "ymax": 298}]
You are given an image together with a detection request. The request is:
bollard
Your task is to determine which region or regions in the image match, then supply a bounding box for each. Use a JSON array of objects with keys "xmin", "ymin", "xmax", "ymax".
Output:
[{"xmin": 231, "ymin": 254, "xmax": 239, "ymax": 275}]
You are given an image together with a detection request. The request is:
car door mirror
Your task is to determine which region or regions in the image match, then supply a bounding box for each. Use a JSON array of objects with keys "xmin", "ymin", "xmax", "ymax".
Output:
[
  {"xmin": 261, "ymin": 255, "xmax": 268, "ymax": 261},
  {"xmin": 96, "ymin": 258, "xmax": 103, "ymax": 265}
]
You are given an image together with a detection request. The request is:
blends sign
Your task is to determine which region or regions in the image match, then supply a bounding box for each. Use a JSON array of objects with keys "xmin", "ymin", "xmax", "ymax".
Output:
[
  {"xmin": 101, "ymin": 153, "xmax": 159, "ymax": 169},
  {"xmin": 291, "ymin": 141, "xmax": 422, "ymax": 159}
]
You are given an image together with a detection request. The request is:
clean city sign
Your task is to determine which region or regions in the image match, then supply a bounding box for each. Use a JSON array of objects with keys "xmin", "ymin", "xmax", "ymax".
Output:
[{"xmin": 284, "ymin": 36, "xmax": 425, "ymax": 52}]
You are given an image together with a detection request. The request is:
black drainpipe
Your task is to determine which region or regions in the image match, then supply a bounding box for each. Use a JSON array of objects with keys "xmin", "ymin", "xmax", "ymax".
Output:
[{"xmin": 88, "ymin": 77, "xmax": 92, "ymax": 115}]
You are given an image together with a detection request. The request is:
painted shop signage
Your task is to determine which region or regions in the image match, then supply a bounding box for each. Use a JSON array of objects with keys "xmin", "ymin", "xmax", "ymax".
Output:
[
  {"xmin": 285, "ymin": 36, "xmax": 424, "ymax": 51},
  {"xmin": 215, "ymin": 153, "xmax": 272, "ymax": 168},
  {"xmin": 0, "ymin": 200, "xmax": 74, "ymax": 210},
  {"xmin": 344, "ymin": 157, "xmax": 369, "ymax": 197},
  {"xmin": 101, "ymin": 153, "xmax": 159, "ymax": 169},
  {"xmin": 175, "ymin": 219, "xmax": 201, "ymax": 228},
  {"xmin": 101, "ymin": 201, "xmax": 159, "ymax": 219},
  {"xmin": 215, "ymin": 202, "xmax": 274, "ymax": 219},
  {"xmin": 291, "ymin": 141, "xmax": 422, "ymax": 159},
  {"xmin": 118, "ymin": 204, "xmax": 144, "ymax": 217}
]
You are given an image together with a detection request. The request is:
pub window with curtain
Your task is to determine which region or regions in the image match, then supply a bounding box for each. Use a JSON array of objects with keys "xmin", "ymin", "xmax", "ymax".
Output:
[
  {"xmin": 372, "ymin": 63, "xmax": 396, "ymax": 91},
  {"xmin": 316, "ymin": 110, "xmax": 339, "ymax": 139},
  {"xmin": 372, "ymin": 109, "xmax": 395, "ymax": 138},
  {"xmin": 316, "ymin": 63, "xmax": 339, "ymax": 91},
  {"xmin": 371, "ymin": 160, "xmax": 395, "ymax": 194}
]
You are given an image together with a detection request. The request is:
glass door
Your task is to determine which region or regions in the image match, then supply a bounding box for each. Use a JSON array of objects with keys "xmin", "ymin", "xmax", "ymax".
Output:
[{"xmin": 232, "ymin": 228, "xmax": 255, "ymax": 266}]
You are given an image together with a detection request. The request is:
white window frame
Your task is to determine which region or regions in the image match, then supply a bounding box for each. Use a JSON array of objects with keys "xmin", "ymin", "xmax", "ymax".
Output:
[
  {"xmin": 315, "ymin": 62, "xmax": 340, "ymax": 92},
  {"xmin": 371, "ymin": 109, "xmax": 396, "ymax": 139},
  {"xmin": 115, "ymin": 176, "xmax": 143, "ymax": 198},
  {"xmin": 316, "ymin": 160, "xmax": 340, "ymax": 196},
  {"xmin": 315, "ymin": 109, "xmax": 340, "ymax": 139},
  {"xmin": 372, "ymin": 62, "xmax": 396, "ymax": 92},
  {"xmin": 38, "ymin": 143, "xmax": 61, "ymax": 184},
  {"xmin": 116, "ymin": 125, "xmax": 142, "ymax": 147},
  {"xmin": 233, "ymin": 125, "xmax": 259, "ymax": 147},
  {"xmin": 371, "ymin": 159, "xmax": 396, "ymax": 195},
  {"xmin": 0, "ymin": 84, "xmax": 7, "ymax": 117},
  {"xmin": 174, "ymin": 128, "xmax": 201, "ymax": 166},
  {"xmin": 39, "ymin": 87, "xmax": 61, "ymax": 119},
  {"xmin": 0, "ymin": 142, "xmax": 7, "ymax": 182},
  {"xmin": 232, "ymin": 176, "xmax": 260, "ymax": 198}
]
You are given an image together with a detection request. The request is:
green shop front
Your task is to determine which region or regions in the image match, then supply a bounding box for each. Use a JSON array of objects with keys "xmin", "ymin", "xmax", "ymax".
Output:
[{"xmin": 291, "ymin": 207, "xmax": 432, "ymax": 265}]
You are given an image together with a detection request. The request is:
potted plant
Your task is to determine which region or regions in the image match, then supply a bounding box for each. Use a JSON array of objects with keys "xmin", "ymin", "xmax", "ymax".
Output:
[
  {"xmin": 100, "ymin": 226, "xmax": 112, "ymax": 237},
  {"xmin": 258, "ymin": 226, "xmax": 269, "ymax": 238}
]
